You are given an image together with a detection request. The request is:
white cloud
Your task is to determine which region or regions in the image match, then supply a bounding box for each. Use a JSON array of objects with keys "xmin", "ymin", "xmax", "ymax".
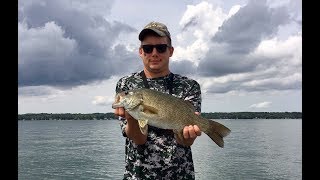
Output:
[
  {"xmin": 172, "ymin": 1, "xmax": 227, "ymax": 64},
  {"xmin": 249, "ymin": 101, "xmax": 272, "ymax": 109},
  {"xmin": 92, "ymin": 96, "xmax": 114, "ymax": 106},
  {"xmin": 253, "ymin": 34, "xmax": 302, "ymax": 66},
  {"xmin": 227, "ymin": 5, "xmax": 241, "ymax": 18},
  {"xmin": 18, "ymin": 0, "xmax": 302, "ymax": 113},
  {"xmin": 18, "ymin": 21, "xmax": 77, "ymax": 64}
]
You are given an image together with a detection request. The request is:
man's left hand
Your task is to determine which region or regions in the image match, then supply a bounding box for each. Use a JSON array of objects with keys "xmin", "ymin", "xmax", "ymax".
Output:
[{"xmin": 175, "ymin": 112, "xmax": 202, "ymax": 146}]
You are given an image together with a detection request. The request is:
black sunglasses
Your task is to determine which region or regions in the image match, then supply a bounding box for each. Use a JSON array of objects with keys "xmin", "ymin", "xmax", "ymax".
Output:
[{"xmin": 141, "ymin": 44, "xmax": 169, "ymax": 54}]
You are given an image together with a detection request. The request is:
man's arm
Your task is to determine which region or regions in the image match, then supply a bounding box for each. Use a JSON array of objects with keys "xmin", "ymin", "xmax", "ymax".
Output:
[
  {"xmin": 114, "ymin": 107, "xmax": 147, "ymax": 145},
  {"xmin": 114, "ymin": 77, "xmax": 147, "ymax": 145}
]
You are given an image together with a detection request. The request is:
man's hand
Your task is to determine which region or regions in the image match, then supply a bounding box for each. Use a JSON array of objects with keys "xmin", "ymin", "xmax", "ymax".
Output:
[
  {"xmin": 114, "ymin": 107, "xmax": 133, "ymax": 120},
  {"xmin": 114, "ymin": 107, "xmax": 147, "ymax": 145},
  {"xmin": 175, "ymin": 112, "xmax": 202, "ymax": 146},
  {"xmin": 114, "ymin": 107, "xmax": 125, "ymax": 118}
]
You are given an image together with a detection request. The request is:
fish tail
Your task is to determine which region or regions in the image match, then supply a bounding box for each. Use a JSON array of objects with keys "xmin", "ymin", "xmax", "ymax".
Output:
[{"xmin": 200, "ymin": 117, "xmax": 231, "ymax": 148}]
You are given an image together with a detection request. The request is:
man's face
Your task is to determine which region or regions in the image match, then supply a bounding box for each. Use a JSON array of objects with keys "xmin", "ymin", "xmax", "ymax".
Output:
[{"xmin": 139, "ymin": 35, "xmax": 174, "ymax": 74}]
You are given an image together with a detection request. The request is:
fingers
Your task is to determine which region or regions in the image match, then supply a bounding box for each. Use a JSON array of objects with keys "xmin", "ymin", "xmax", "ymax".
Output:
[
  {"xmin": 182, "ymin": 112, "xmax": 202, "ymax": 139},
  {"xmin": 183, "ymin": 125, "xmax": 202, "ymax": 139},
  {"xmin": 183, "ymin": 126, "xmax": 190, "ymax": 139},
  {"xmin": 119, "ymin": 108, "xmax": 125, "ymax": 116},
  {"xmin": 114, "ymin": 107, "xmax": 134, "ymax": 121},
  {"xmin": 193, "ymin": 125, "xmax": 202, "ymax": 136},
  {"xmin": 188, "ymin": 125, "xmax": 197, "ymax": 139},
  {"xmin": 114, "ymin": 107, "xmax": 125, "ymax": 118}
]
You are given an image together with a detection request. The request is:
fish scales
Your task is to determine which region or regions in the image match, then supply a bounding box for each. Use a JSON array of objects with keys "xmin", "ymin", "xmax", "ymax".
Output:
[
  {"xmin": 112, "ymin": 88, "xmax": 231, "ymax": 148},
  {"xmin": 141, "ymin": 89, "xmax": 202, "ymax": 129}
]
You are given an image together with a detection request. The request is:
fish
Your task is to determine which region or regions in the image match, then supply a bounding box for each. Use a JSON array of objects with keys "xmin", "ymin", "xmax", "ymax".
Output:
[{"xmin": 112, "ymin": 88, "xmax": 231, "ymax": 148}]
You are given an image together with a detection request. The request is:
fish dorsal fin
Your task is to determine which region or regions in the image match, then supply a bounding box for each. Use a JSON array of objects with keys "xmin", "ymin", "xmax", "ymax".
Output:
[{"xmin": 138, "ymin": 119, "xmax": 148, "ymax": 135}]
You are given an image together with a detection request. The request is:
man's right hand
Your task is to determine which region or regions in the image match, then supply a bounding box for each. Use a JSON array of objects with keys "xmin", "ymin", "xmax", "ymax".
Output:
[
  {"xmin": 114, "ymin": 107, "xmax": 125, "ymax": 118},
  {"xmin": 114, "ymin": 107, "xmax": 135, "ymax": 121},
  {"xmin": 114, "ymin": 107, "xmax": 147, "ymax": 145}
]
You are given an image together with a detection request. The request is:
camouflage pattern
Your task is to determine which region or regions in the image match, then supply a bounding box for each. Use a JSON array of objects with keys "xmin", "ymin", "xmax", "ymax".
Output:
[
  {"xmin": 115, "ymin": 70, "xmax": 201, "ymax": 180},
  {"xmin": 139, "ymin": 21, "xmax": 171, "ymax": 41}
]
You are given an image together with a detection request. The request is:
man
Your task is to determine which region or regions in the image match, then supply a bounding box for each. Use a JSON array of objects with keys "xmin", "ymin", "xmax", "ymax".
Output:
[{"xmin": 114, "ymin": 21, "xmax": 202, "ymax": 179}]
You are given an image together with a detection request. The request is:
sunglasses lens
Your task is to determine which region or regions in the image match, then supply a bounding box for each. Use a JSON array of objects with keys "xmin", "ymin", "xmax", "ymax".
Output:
[
  {"xmin": 142, "ymin": 45, "xmax": 153, "ymax": 53},
  {"xmin": 142, "ymin": 44, "xmax": 168, "ymax": 53},
  {"xmin": 155, "ymin": 44, "xmax": 167, "ymax": 53}
]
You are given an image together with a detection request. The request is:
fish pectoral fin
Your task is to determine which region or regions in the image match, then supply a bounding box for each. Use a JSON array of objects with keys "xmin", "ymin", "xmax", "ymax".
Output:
[
  {"xmin": 138, "ymin": 119, "xmax": 148, "ymax": 127},
  {"xmin": 141, "ymin": 104, "xmax": 158, "ymax": 115},
  {"xmin": 138, "ymin": 119, "xmax": 148, "ymax": 135}
]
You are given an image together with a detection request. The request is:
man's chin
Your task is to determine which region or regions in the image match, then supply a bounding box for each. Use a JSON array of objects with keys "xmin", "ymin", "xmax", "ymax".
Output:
[
  {"xmin": 148, "ymin": 67, "xmax": 162, "ymax": 73},
  {"xmin": 149, "ymin": 65, "xmax": 161, "ymax": 70},
  {"xmin": 150, "ymin": 62, "xmax": 161, "ymax": 66}
]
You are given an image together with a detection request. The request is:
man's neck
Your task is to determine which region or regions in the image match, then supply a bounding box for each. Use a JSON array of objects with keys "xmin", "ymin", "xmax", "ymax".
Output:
[{"xmin": 143, "ymin": 69, "xmax": 171, "ymax": 78}]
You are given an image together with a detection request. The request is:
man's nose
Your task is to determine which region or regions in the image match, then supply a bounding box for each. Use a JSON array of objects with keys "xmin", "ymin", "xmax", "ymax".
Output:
[{"xmin": 151, "ymin": 47, "xmax": 159, "ymax": 56}]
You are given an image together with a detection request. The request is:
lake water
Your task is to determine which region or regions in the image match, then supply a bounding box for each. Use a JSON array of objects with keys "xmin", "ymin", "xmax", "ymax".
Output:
[{"xmin": 18, "ymin": 119, "xmax": 302, "ymax": 180}]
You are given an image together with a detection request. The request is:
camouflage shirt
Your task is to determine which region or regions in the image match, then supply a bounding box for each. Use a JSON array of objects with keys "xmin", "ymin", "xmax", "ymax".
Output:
[{"xmin": 115, "ymin": 70, "xmax": 202, "ymax": 180}]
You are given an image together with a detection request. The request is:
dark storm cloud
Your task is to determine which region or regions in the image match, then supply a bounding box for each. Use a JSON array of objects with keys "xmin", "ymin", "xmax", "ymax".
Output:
[
  {"xmin": 18, "ymin": 86, "xmax": 55, "ymax": 97},
  {"xmin": 18, "ymin": 0, "xmax": 139, "ymax": 89},
  {"xmin": 198, "ymin": 0, "xmax": 291, "ymax": 77},
  {"xmin": 213, "ymin": 0, "xmax": 289, "ymax": 54},
  {"xmin": 206, "ymin": 82, "xmax": 241, "ymax": 94},
  {"xmin": 197, "ymin": 52, "xmax": 258, "ymax": 77},
  {"xmin": 110, "ymin": 44, "xmax": 144, "ymax": 74},
  {"xmin": 170, "ymin": 60, "xmax": 197, "ymax": 76},
  {"xmin": 244, "ymin": 80, "xmax": 301, "ymax": 92}
]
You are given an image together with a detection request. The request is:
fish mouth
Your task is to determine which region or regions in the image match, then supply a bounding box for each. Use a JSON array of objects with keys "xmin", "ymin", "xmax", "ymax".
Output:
[
  {"xmin": 112, "ymin": 103, "xmax": 123, "ymax": 109},
  {"xmin": 112, "ymin": 94, "xmax": 123, "ymax": 109}
]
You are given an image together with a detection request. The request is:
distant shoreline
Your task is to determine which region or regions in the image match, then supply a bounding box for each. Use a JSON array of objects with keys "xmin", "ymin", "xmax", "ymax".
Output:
[{"xmin": 18, "ymin": 112, "xmax": 302, "ymax": 120}]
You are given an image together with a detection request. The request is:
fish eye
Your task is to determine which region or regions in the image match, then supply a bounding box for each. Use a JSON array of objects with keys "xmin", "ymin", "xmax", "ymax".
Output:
[{"xmin": 124, "ymin": 91, "xmax": 129, "ymax": 95}]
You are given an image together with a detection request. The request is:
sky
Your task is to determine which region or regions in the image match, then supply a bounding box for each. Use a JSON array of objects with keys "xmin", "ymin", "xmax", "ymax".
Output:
[{"xmin": 18, "ymin": 0, "xmax": 302, "ymax": 114}]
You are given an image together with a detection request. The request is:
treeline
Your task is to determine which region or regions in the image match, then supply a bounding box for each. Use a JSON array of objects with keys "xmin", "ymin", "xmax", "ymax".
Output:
[
  {"xmin": 18, "ymin": 112, "xmax": 302, "ymax": 120},
  {"xmin": 201, "ymin": 112, "xmax": 302, "ymax": 119}
]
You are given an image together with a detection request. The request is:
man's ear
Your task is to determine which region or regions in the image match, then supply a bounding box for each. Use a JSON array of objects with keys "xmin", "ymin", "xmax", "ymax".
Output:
[
  {"xmin": 169, "ymin": 47, "xmax": 174, "ymax": 57},
  {"xmin": 139, "ymin": 47, "xmax": 144, "ymax": 57}
]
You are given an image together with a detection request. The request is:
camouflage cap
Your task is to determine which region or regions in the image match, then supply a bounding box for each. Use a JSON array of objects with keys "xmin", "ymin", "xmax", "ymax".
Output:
[{"xmin": 138, "ymin": 21, "xmax": 171, "ymax": 41}]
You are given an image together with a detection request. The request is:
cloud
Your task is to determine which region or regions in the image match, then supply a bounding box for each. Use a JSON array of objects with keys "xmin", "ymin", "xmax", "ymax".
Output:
[
  {"xmin": 173, "ymin": 1, "xmax": 227, "ymax": 65},
  {"xmin": 179, "ymin": 1, "xmax": 227, "ymax": 38},
  {"xmin": 18, "ymin": 0, "xmax": 301, "ymax": 111},
  {"xmin": 196, "ymin": 32, "xmax": 301, "ymax": 94},
  {"xmin": 92, "ymin": 96, "xmax": 115, "ymax": 106},
  {"xmin": 212, "ymin": 0, "xmax": 290, "ymax": 54},
  {"xmin": 175, "ymin": 0, "xmax": 298, "ymax": 81},
  {"xmin": 18, "ymin": 0, "xmax": 139, "ymax": 90},
  {"xmin": 249, "ymin": 101, "xmax": 272, "ymax": 109},
  {"xmin": 18, "ymin": 0, "xmax": 302, "ymax": 113},
  {"xmin": 170, "ymin": 60, "xmax": 198, "ymax": 76},
  {"xmin": 18, "ymin": 86, "xmax": 60, "ymax": 96},
  {"xmin": 183, "ymin": 0, "xmax": 301, "ymax": 96}
]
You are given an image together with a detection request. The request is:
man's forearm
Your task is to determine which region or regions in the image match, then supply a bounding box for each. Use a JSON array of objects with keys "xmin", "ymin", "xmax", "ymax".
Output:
[{"xmin": 125, "ymin": 117, "xmax": 147, "ymax": 145}]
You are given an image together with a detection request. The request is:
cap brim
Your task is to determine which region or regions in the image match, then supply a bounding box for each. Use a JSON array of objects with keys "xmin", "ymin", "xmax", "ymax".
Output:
[{"xmin": 138, "ymin": 28, "xmax": 167, "ymax": 41}]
